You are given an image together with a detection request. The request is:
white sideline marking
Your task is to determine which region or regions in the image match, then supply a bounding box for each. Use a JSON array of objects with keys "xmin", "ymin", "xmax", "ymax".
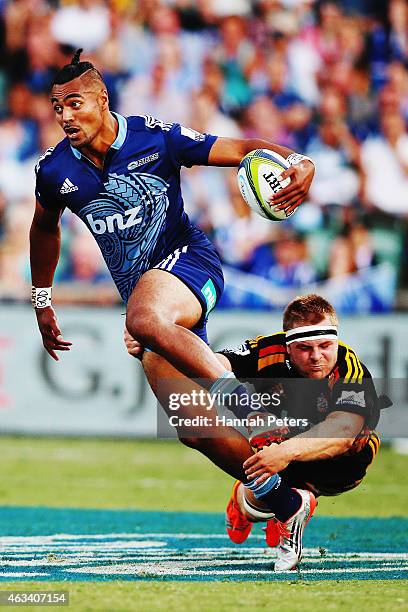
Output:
[
  {"xmin": 0, "ymin": 533, "xmax": 406, "ymax": 580},
  {"xmin": 0, "ymin": 533, "xmax": 251, "ymax": 543},
  {"xmin": 0, "ymin": 554, "xmax": 407, "ymax": 570},
  {"xmin": 0, "ymin": 573, "xmax": 45, "ymax": 578}
]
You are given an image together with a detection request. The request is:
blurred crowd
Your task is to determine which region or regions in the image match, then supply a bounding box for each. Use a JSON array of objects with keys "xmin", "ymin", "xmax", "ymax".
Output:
[{"xmin": 0, "ymin": 0, "xmax": 407, "ymax": 312}]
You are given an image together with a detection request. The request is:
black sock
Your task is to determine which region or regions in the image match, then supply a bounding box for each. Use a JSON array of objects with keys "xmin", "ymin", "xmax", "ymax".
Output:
[{"xmin": 258, "ymin": 477, "xmax": 302, "ymax": 523}]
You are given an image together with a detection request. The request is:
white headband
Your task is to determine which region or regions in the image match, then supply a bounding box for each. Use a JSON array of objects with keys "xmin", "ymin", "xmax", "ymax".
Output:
[{"xmin": 285, "ymin": 325, "xmax": 338, "ymax": 345}]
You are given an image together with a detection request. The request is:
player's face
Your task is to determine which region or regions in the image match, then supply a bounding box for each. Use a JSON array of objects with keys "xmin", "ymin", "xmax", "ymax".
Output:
[
  {"xmin": 50, "ymin": 76, "xmax": 108, "ymax": 149},
  {"xmin": 287, "ymin": 317, "xmax": 338, "ymax": 379}
]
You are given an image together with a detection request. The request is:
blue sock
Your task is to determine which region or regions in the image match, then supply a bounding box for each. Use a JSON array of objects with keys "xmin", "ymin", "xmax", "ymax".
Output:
[
  {"xmin": 245, "ymin": 475, "xmax": 302, "ymax": 523},
  {"xmin": 210, "ymin": 372, "xmax": 256, "ymax": 419}
]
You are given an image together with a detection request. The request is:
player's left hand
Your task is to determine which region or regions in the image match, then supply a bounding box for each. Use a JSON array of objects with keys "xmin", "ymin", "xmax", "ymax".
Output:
[
  {"xmin": 243, "ymin": 443, "xmax": 292, "ymax": 486},
  {"xmin": 35, "ymin": 306, "xmax": 72, "ymax": 361},
  {"xmin": 270, "ymin": 160, "xmax": 315, "ymax": 216},
  {"xmin": 124, "ymin": 327, "xmax": 144, "ymax": 359}
]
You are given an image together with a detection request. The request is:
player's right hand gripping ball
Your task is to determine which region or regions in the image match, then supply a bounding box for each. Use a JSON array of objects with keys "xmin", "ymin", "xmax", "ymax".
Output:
[{"xmin": 237, "ymin": 149, "xmax": 292, "ymax": 221}]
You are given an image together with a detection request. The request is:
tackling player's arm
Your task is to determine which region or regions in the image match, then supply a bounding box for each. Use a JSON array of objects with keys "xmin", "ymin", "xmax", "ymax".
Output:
[
  {"xmin": 244, "ymin": 411, "xmax": 364, "ymax": 484},
  {"xmin": 30, "ymin": 201, "xmax": 72, "ymax": 361},
  {"xmin": 208, "ymin": 137, "xmax": 315, "ymax": 214}
]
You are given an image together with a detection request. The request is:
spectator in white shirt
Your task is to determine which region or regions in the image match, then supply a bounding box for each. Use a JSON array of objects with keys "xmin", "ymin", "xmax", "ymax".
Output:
[{"xmin": 361, "ymin": 110, "xmax": 408, "ymax": 216}]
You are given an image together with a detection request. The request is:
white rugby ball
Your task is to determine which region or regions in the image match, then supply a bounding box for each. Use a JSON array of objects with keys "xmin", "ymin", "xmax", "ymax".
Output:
[{"xmin": 237, "ymin": 148, "xmax": 291, "ymax": 221}]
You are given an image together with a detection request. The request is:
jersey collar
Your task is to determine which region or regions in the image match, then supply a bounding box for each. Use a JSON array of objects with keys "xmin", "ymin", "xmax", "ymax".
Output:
[
  {"xmin": 70, "ymin": 112, "xmax": 127, "ymax": 160},
  {"xmin": 110, "ymin": 112, "xmax": 127, "ymax": 150}
]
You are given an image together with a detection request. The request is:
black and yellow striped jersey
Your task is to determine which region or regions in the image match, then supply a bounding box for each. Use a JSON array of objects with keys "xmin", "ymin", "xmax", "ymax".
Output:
[{"xmin": 219, "ymin": 331, "xmax": 378, "ymax": 429}]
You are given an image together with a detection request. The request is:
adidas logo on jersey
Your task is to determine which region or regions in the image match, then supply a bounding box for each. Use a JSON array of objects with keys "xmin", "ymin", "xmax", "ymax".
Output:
[{"xmin": 60, "ymin": 178, "xmax": 79, "ymax": 194}]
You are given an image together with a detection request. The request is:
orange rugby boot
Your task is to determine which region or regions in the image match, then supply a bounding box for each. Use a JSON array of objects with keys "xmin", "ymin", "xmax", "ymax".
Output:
[
  {"xmin": 264, "ymin": 518, "xmax": 280, "ymax": 548},
  {"xmin": 226, "ymin": 481, "xmax": 253, "ymax": 544}
]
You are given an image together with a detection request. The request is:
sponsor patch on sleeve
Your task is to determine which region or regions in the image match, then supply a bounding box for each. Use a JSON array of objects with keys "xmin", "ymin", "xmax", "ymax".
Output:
[
  {"xmin": 180, "ymin": 126, "xmax": 206, "ymax": 141},
  {"xmin": 336, "ymin": 390, "xmax": 366, "ymax": 408}
]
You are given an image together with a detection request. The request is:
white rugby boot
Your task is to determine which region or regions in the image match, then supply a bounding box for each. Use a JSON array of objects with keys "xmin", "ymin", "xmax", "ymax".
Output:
[{"xmin": 274, "ymin": 488, "xmax": 317, "ymax": 572}]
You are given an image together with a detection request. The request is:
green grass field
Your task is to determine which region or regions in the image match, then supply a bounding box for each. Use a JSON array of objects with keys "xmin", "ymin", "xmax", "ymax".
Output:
[
  {"xmin": 0, "ymin": 580, "xmax": 406, "ymax": 611},
  {"xmin": 0, "ymin": 437, "xmax": 405, "ymax": 515},
  {"xmin": 0, "ymin": 437, "xmax": 406, "ymax": 611}
]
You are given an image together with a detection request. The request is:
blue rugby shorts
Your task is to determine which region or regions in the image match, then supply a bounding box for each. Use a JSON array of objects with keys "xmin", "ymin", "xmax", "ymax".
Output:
[{"xmin": 153, "ymin": 241, "xmax": 224, "ymax": 344}]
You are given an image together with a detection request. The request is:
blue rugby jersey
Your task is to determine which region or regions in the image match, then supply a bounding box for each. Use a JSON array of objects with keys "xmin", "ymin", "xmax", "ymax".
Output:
[{"xmin": 35, "ymin": 113, "xmax": 218, "ymax": 302}]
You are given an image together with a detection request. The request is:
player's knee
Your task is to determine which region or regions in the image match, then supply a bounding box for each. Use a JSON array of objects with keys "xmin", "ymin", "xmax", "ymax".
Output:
[{"xmin": 126, "ymin": 310, "xmax": 168, "ymax": 344}]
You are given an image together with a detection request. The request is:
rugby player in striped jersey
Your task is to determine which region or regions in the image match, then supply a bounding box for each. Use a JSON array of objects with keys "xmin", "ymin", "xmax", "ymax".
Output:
[{"xmin": 126, "ymin": 295, "xmax": 386, "ymax": 571}]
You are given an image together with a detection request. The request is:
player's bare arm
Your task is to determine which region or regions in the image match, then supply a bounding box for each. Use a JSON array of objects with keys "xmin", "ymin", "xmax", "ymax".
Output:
[
  {"xmin": 208, "ymin": 137, "xmax": 315, "ymax": 214},
  {"xmin": 243, "ymin": 410, "xmax": 365, "ymax": 484},
  {"xmin": 30, "ymin": 201, "xmax": 72, "ymax": 361}
]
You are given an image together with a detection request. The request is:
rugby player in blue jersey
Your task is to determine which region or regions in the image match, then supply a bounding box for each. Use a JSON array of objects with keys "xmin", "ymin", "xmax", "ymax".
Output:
[{"xmin": 30, "ymin": 50, "xmax": 314, "ymax": 477}]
